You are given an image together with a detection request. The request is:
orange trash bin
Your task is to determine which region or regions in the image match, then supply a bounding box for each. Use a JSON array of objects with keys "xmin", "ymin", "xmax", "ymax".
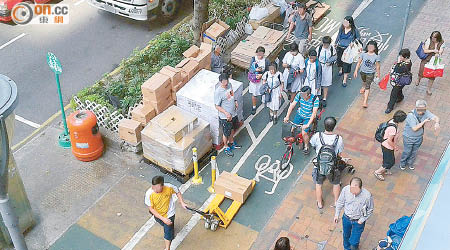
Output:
[{"xmin": 67, "ymin": 110, "xmax": 104, "ymax": 161}]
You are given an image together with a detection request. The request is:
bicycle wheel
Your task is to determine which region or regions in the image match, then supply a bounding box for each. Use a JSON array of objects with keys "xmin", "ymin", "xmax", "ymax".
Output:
[{"xmin": 280, "ymin": 145, "xmax": 294, "ymax": 171}]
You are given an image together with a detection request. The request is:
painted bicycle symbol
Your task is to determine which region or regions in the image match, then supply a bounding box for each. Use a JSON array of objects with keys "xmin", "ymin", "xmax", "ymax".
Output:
[{"xmin": 253, "ymin": 155, "xmax": 293, "ymax": 195}]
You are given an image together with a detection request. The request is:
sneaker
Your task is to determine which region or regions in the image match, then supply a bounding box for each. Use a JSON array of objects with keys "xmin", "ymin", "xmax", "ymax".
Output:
[
  {"xmin": 274, "ymin": 116, "xmax": 278, "ymax": 125},
  {"xmin": 342, "ymin": 82, "xmax": 347, "ymax": 87},
  {"xmin": 303, "ymin": 147, "xmax": 310, "ymax": 155},
  {"xmin": 385, "ymin": 108, "xmax": 393, "ymax": 114},
  {"xmin": 229, "ymin": 142, "xmax": 242, "ymax": 149},
  {"xmin": 409, "ymin": 165, "xmax": 415, "ymax": 170},
  {"xmin": 224, "ymin": 147, "xmax": 234, "ymax": 157},
  {"xmin": 251, "ymin": 107, "xmax": 256, "ymax": 115},
  {"xmin": 399, "ymin": 165, "xmax": 406, "ymax": 170},
  {"xmin": 322, "ymin": 99, "xmax": 327, "ymax": 107},
  {"xmin": 269, "ymin": 115, "xmax": 273, "ymax": 122}
]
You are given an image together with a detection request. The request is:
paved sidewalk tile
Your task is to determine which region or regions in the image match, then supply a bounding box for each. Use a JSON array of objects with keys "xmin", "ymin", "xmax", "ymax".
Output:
[
  {"xmin": 251, "ymin": 0, "xmax": 450, "ymax": 249},
  {"xmin": 49, "ymin": 224, "xmax": 119, "ymax": 250}
]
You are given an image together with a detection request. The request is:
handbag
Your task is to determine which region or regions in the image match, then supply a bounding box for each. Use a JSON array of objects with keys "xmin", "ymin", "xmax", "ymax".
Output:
[
  {"xmin": 342, "ymin": 40, "xmax": 363, "ymax": 64},
  {"xmin": 263, "ymin": 74, "xmax": 281, "ymax": 103},
  {"xmin": 423, "ymin": 56, "xmax": 445, "ymax": 78},
  {"xmin": 415, "ymin": 42, "xmax": 428, "ymax": 60},
  {"xmin": 378, "ymin": 73, "xmax": 389, "ymax": 90}
]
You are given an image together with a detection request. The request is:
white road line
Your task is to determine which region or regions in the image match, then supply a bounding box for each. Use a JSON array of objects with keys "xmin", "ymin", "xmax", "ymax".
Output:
[
  {"xmin": 246, "ymin": 124, "xmax": 257, "ymax": 143},
  {"xmin": 74, "ymin": 0, "xmax": 86, "ymax": 6},
  {"xmin": 15, "ymin": 115, "xmax": 40, "ymax": 128},
  {"xmin": 243, "ymin": 86, "xmax": 249, "ymax": 95},
  {"xmin": 0, "ymin": 33, "xmax": 26, "ymax": 50},
  {"xmin": 352, "ymin": 0, "xmax": 375, "ymax": 19}
]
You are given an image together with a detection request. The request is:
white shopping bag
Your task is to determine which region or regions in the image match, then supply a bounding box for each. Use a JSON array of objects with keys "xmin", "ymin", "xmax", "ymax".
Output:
[{"xmin": 342, "ymin": 40, "xmax": 363, "ymax": 64}]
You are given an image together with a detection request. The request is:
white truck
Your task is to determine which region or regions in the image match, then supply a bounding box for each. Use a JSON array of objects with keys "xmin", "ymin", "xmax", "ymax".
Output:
[{"xmin": 88, "ymin": 0, "xmax": 181, "ymax": 21}]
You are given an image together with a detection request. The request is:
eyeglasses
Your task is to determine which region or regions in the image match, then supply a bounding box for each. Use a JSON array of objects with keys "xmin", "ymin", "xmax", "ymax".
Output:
[{"xmin": 416, "ymin": 108, "xmax": 426, "ymax": 112}]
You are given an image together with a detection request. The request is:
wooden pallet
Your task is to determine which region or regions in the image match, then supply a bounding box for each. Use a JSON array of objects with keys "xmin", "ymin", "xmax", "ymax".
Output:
[{"xmin": 141, "ymin": 149, "xmax": 217, "ymax": 184}]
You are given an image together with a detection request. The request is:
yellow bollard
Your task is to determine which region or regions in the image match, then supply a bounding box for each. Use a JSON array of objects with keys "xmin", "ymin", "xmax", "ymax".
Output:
[
  {"xmin": 208, "ymin": 156, "xmax": 216, "ymax": 193},
  {"xmin": 192, "ymin": 148, "xmax": 203, "ymax": 184}
]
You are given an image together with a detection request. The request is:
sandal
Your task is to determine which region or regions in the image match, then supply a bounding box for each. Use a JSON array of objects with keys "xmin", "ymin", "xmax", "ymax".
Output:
[
  {"xmin": 374, "ymin": 171, "xmax": 385, "ymax": 181},
  {"xmin": 360, "ymin": 88, "xmax": 365, "ymax": 94},
  {"xmin": 385, "ymin": 171, "xmax": 393, "ymax": 175},
  {"xmin": 362, "ymin": 104, "xmax": 368, "ymax": 108},
  {"xmin": 317, "ymin": 200, "xmax": 323, "ymax": 209},
  {"xmin": 426, "ymin": 90, "xmax": 432, "ymax": 96}
]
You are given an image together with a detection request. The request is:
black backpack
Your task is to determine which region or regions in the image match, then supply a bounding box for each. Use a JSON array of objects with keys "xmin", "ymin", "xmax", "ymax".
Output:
[
  {"xmin": 317, "ymin": 133, "xmax": 340, "ymax": 176},
  {"xmin": 375, "ymin": 121, "xmax": 397, "ymax": 143}
]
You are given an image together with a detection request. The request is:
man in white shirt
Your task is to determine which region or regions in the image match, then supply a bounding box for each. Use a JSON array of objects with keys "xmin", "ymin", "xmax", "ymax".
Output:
[{"xmin": 310, "ymin": 117, "xmax": 344, "ymax": 209}]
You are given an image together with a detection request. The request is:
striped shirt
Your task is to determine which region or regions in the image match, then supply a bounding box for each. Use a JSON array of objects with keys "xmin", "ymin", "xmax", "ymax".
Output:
[{"xmin": 294, "ymin": 93, "xmax": 320, "ymax": 118}]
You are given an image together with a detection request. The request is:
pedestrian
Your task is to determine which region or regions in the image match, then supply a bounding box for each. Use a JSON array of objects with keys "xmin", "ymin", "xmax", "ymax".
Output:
[
  {"xmin": 373, "ymin": 110, "xmax": 407, "ymax": 181},
  {"xmin": 274, "ymin": 237, "xmax": 294, "ymax": 250},
  {"xmin": 248, "ymin": 46, "xmax": 270, "ymax": 115},
  {"xmin": 215, "ymin": 73, "xmax": 242, "ymax": 157},
  {"xmin": 316, "ymin": 36, "xmax": 336, "ymax": 107},
  {"xmin": 145, "ymin": 176, "xmax": 187, "ymax": 250},
  {"xmin": 211, "ymin": 45, "xmax": 224, "ymax": 74},
  {"xmin": 288, "ymin": 2, "xmax": 313, "ymax": 56},
  {"xmin": 335, "ymin": 16, "xmax": 360, "ymax": 87},
  {"xmin": 282, "ymin": 43, "xmax": 305, "ymax": 102},
  {"xmin": 310, "ymin": 117, "xmax": 344, "ymax": 209},
  {"xmin": 354, "ymin": 40, "xmax": 381, "ymax": 108},
  {"xmin": 385, "ymin": 49, "xmax": 412, "ymax": 114},
  {"xmin": 284, "ymin": 86, "xmax": 320, "ymax": 155},
  {"xmin": 302, "ymin": 49, "xmax": 322, "ymax": 97},
  {"xmin": 400, "ymin": 100, "xmax": 440, "ymax": 170},
  {"xmin": 262, "ymin": 62, "xmax": 284, "ymax": 124},
  {"xmin": 416, "ymin": 31, "xmax": 445, "ymax": 95},
  {"xmin": 334, "ymin": 177, "xmax": 374, "ymax": 250}
]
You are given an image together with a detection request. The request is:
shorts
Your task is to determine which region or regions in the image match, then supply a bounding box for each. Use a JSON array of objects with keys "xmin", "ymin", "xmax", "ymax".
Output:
[
  {"xmin": 313, "ymin": 167, "xmax": 341, "ymax": 185},
  {"xmin": 292, "ymin": 114, "xmax": 311, "ymax": 132},
  {"xmin": 381, "ymin": 145, "xmax": 395, "ymax": 169},
  {"xmin": 336, "ymin": 46, "xmax": 352, "ymax": 73},
  {"xmin": 360, "ymin": 72, "xmax": 375, "ymax": 90},
  {"xmin": 219, "ymin": 116, "xmax": 240, "ymax": 137},
  {"xmin": 295, "ymin": 38, "xmax": 309, "ymax": 56},
  {"xmin": 155, "ymin": 215, "xmax": 175, "ymax": 241}
]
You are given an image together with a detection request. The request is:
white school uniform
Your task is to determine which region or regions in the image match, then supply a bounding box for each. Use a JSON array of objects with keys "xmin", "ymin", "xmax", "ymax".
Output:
[
  {"xmin": 282, "ymin": 52, "xmax": 305, "ymax": 93},
  {"xmin": 262, "ymin": 71, "xmax": 283, "ymax": 111},
  {"xmin": 317, "ymin": 46, "xmax": 333, "ymax": 87}
]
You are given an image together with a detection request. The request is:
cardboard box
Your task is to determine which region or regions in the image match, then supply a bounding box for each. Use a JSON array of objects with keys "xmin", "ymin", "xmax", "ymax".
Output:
[
  {"xmin": 131, "ymin": 104, "xmax": 156, "ymax": 126},
  {"xmin": 151, "ymin": 106, "xmax": 198, "ymax": 142},
  {"xmin": 203, "ymin": 20, "xmax": 230, "ymax": 44},
  {"xmin": 249, "ymin": 4, "xmax": 281, "ymax": 30},
  {"xmin": 141, "ymin": 73, "xmax": 172, "ymax": 103},
  {"xmin": 172, "ymin": 81, "xmax": 184, "ymax": 92},
  {"xmin": 214, "ymin": 171, "xmax": 253, "ymax": 203},
  {"xmin": 160, "ymin": 66, "xmax": 182, "ymax": 87},
  {"xmin": 176, "ymin": 59, "xmax": 200, "ymax": 80},
  {"xmin": 182, "ymin": 45, "xmax": 200, "ymax": 58},
  {"xmin": 144, "ymin": 95, "xmax": 174, "ymax": 114},
  {"xmin": 119, "ymin": 119, "xmax": 143, "ymax": 144}
]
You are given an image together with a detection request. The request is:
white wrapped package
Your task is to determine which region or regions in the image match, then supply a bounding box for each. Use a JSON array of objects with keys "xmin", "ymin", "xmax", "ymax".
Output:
[
  {"xmin": 176, "ymin": 69, "xmax": 244, "ymax": 145},
  {"xmin": 142, "ymin": 118, "xmax": 212, "ymax": 174}
]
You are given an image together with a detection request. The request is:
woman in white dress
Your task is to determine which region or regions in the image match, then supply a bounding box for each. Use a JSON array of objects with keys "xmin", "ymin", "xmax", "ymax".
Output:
[
  {"xmin": 302, "ymin": 49, "xmax": 322, "ymax": 96},
  {"xmin": 316, "ymin": 36, "xmax": 335, "ymax": 107},
  {"xmin": 262, "ymin": 62, "xmax": 284, "ymax": 124},
  {"xmin": 248, "ymin": 46, "xmax": 270, "ymax": 115},
  {"xmin": 283, "ymin": 43, "xmax": 305, "ymax": 102}
]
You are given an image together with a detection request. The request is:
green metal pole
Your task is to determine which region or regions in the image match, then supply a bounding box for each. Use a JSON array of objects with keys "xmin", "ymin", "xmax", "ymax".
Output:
[{"xmin": 55, "ymin": 73, "xmax": 69, "ymax": 136}]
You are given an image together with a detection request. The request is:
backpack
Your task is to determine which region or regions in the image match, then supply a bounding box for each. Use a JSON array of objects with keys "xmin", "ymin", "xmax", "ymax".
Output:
[
  {"xmin": 375, "ymin": 121, "xmax": 397, "ymax": 143},
  {"xmin": 317, "ymin": 133, "xmax": 340, "ymax": 176}
]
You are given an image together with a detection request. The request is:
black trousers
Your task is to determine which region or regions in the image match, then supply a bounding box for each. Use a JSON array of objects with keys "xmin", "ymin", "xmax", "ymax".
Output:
[{"xmin": 387, "ymin": 85, "xmax": 404, "ymax": 109}]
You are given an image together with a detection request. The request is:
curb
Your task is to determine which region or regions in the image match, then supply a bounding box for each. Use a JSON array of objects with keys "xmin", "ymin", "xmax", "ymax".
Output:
[{"xmin": 12, "ymin": 104, "xmax": 71, "ymax": 152}]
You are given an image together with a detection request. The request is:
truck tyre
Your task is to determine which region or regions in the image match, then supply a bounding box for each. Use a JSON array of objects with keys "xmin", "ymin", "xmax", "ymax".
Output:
[{"xmin": 159, "ymin": 0, "xmax": 179, "ymax": 21}]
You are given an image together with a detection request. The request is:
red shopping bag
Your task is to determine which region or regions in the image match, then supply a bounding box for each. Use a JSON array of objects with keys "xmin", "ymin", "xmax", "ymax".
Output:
[
  {"xmin": 378, "ymin": 73, "xmax": 389, "ymax": 90},
  {"xmin": 424, "ymin": 56, "xmax": 445, "ymax": 78}
]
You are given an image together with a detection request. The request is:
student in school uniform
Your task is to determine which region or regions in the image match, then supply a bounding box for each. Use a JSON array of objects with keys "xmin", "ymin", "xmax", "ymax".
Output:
[
  {"xmin": 262, "ymin": 62, "xmax": 284, "ymax": 124},
  {"xmin": 316, "ymin": 36, "xmax": 336, "ymax": 107}
]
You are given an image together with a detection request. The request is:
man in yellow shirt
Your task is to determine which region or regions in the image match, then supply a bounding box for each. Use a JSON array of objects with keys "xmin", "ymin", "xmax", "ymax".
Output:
[{"xmin": 145, "ymin": 176, "xmax": 187, "ymax": 250}]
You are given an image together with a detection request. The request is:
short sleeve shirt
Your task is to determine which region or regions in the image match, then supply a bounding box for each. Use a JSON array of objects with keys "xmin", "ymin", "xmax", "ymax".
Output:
[
  {"xmin": 293, "ymin": 13, "xmax": 313, "ymax": 39},
  {"xmin": 282, "ymin": 52, "xmax": 305, "ymax": 70},
  {"xmin": 214, "ymin": 84, "xmax": 236, "ymax": 119},
  {"xmin": 359, "ymin": 52, "xmax": 380, "ymax": 74},
  {"xmin": 294, "ymin": 93, "xmax": 320, "ymax": 118},
  {"xmin": 403, "ymin": 110, "xmax": 436, "ymax": 138},
  {"xmin": 381, "ymin": 123, "xmax": 397, "ymax": 150},
  {"xmin": 144, "ymin": 183, "xmax": 179, "ymax": 218},
  {"xmin": 310, "ymin": 132, "xmax": 344, "ymax": 155}
]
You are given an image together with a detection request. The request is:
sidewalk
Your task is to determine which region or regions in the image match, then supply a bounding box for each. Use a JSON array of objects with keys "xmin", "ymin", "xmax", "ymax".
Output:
[{"xmin": 251, "ymin": 0, "xmax": 450, "ymax": 248}]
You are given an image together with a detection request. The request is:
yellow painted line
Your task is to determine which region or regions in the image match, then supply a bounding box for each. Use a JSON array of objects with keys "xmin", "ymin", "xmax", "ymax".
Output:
[{"xmin": 12, "ymin": 104, "xmax": 71, "ymax": 152}]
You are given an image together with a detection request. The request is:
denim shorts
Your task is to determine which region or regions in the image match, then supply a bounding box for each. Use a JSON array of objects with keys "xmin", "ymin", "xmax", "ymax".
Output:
[
  {"xmin": 293, "ymin": 115, "xmax": 311, "ymax": 132},
  {"xmin": 155, "ymin": 215, "xmax": 175, "ymax": 241}
]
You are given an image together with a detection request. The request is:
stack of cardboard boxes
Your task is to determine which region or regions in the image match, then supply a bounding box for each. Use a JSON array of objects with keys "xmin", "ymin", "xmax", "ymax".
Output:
[
  {"xmin": 231, "ymin": 26, "xmax": 286, "ymax": 69},
  {"xmin": 141, "ymin": 106, "xmax": 212, "ymax": 175},
  {"xmin": 248, "ymin": 3, "xmax": 281, "ymax": 30},
  {"xmin": 118, "ymin": 38, "xmax": 214, "ymax": 147},
  {"xmin": 202, "ymin": 20, "xmax": 230, "ymax": 44},
  {"xmin": 214, "ymin": 171, "xmax": 253, "ymax": 203}
]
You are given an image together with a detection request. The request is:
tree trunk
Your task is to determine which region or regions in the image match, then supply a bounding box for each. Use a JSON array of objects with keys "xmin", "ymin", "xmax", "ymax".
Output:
[{"xmin": 193, "ymin": 0, "xmax": 209, "ymax": 45}]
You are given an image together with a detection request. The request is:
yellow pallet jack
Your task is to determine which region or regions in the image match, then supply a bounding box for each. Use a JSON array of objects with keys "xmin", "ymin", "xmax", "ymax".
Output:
[{"xmin": 187, "ymin": 180, "xmax": 256, "ymax": 231}]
